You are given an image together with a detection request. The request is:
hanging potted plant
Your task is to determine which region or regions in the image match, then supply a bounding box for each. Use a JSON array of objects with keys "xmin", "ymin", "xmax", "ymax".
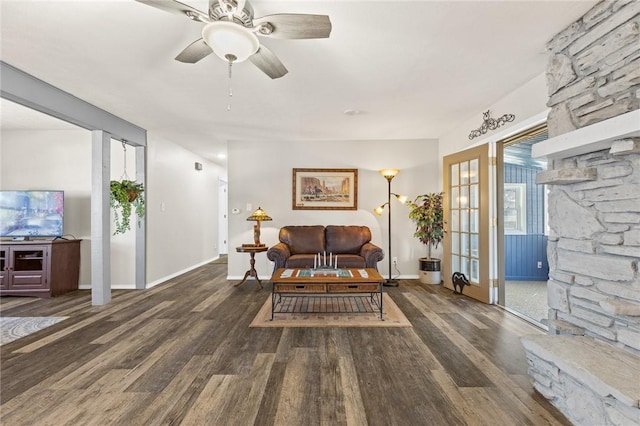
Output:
[
  {"xmin": 110, "ymin": 179, "xmax": 145, "ymax": 235},
  {"xmin": 406, "ymin": 192, "xmax": 445, "ymax": 284}
]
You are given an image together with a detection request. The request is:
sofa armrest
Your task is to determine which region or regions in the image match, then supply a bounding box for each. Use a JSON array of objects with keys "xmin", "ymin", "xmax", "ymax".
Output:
[
  {"xmin": 360, "ymin": 242, "xmax": 384, "ymax": 270},
  {"xmin": 267, "ymin": 243, "xmax": 291, "ymax": 272}
]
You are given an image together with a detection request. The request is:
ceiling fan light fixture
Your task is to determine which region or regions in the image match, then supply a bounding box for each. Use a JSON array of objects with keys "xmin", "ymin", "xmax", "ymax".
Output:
[{"xmin": 202, "ymin": 21, "xmax": 259, "ymax": 63}]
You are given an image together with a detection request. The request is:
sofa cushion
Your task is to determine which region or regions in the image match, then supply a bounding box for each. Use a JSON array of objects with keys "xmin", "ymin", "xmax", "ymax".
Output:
[
  {"xmin": 279, "ymin": 225, "xmax": 325, "ymax": 255},
  {"xmin": 325, "ymin": 225, "xmax": 371, "ymax": 254},
  {"xmin": 285, "ymin": 253, "xmax": 366, "ymax": 269},
  {"xmin": 329, "ymin": 254, "xmax": 366, "ymax": 268},
  {"xmin": 285, "ymin": 254, "xmax": 318, "ymax": 269}
]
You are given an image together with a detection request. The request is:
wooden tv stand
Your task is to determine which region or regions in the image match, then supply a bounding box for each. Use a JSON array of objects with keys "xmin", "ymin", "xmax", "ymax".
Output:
[{"xmin": 0, "ymin": 239, "xmax": 81, "ymax": 298}]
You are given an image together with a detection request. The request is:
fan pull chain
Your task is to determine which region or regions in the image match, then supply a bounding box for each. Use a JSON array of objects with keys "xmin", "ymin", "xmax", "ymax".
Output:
[{"xmin": 227, "ymin": 60, "xmax": 233, "ymax": 111}]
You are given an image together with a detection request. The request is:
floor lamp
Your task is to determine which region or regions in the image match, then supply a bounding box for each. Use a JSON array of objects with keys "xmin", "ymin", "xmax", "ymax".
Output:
[{"xmin": 374, "ymin": 169, "xmax": 407, "ymax": 287}]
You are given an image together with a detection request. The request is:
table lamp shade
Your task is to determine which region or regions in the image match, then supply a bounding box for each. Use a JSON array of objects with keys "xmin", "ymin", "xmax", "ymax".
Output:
[
  {"xmin": 246, "ymin": 207, "xmax": 271, "ymax": 246},
  {"xmin": 247, "ymin": 207, "xmax": 272, "ymax": 222}
]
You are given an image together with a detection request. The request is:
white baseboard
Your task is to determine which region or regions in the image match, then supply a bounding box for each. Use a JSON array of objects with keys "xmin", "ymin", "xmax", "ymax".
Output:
[
  {"xmin": 388, "ymin": 275, "xmax": 420, "ymax": 280},
  {"xmin": 78, "ymin": 284, "xmax": 137, "ymax": 290},
  {"xmin": 78, "ymin": 256, "xmax": 220, "ymax": 290},
  {"xmin": 227, "ymin": 275, "xmax": 271, "ymax": 281}
]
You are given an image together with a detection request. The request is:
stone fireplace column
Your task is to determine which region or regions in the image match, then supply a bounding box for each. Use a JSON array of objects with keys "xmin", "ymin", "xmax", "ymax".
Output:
[{"xmin": 521, "ymin": 1, "xmax": 640, "ymax": 424}]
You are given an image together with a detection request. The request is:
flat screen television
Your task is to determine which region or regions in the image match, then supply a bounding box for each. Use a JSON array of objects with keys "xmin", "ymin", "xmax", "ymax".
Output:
[{"xmin": 0, "ymin": 190, "xmax": 64, "ymax": 238}]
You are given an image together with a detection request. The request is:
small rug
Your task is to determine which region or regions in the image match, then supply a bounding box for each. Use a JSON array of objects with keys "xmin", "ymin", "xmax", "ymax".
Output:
[
  {"xmin": 0, "ymin": 317, "xmax": 68, "ymax": 345},
  {"xmin": 250, "ymin": 294, "xmax": 411, "ymax": 328}
]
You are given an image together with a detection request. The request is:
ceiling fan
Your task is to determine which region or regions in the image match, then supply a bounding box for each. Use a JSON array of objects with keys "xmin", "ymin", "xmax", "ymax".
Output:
[{"xmin": 135, "ymin": 0, "xmax": 332, "ymax": 79}]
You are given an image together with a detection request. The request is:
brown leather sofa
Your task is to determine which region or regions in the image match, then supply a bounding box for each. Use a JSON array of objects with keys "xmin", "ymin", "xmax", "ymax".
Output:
[{"xmin": 266, "ymin": 225, "xmax": 384, "ymax": 272}]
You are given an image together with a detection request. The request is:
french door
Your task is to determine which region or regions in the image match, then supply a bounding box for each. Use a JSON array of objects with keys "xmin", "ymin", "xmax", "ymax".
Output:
[{"xmin": 443, "ymin": 144, "xmax": 493, "ymax": 303}]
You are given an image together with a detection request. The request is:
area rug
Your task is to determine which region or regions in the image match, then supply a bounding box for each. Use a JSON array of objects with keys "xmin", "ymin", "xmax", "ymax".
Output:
[
  {"xmin": 250, "ymin": 294, "xmax": 411, "ymax": 328},
  {"xmin": 0, "ymin": 317, "xmax": 68, "ymax": 345}
]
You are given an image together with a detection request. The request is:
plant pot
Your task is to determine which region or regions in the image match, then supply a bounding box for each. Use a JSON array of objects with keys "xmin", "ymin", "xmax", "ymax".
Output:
[
  {"xmin": 127, "ymin": 190, "xmax": 139, "ymax": 202},
  {"xmin": 419, "ymin": 258, "xmax": 441, "ymax": 285}
]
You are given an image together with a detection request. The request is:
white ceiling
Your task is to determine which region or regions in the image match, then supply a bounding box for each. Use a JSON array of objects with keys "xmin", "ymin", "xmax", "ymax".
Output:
[{"xmin": 0, "ymin": 0, "xmax": 597, "ymax": 165}]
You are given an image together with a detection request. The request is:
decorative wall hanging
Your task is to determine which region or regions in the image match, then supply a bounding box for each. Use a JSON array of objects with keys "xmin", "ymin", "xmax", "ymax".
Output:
[
  {"xmin": 292, "ymin": 168, "xmax": 357, "ymax": 210},
  {"xmin": 468, "ymin": 110, "xmax": 515, "ymax": 140}
]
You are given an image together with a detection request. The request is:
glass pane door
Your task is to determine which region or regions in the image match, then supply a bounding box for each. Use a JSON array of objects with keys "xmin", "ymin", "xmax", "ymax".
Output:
[
  {"xmin": 443, "ymin": 144, "xmax": 492, "ymax": 303},
  {"xmin": 13, "ymin": 249, "xmax": 45, "ymax": 271},
  {"xmin": 449, "ymin": 158, "xmax": 480, "ymax": 284}
]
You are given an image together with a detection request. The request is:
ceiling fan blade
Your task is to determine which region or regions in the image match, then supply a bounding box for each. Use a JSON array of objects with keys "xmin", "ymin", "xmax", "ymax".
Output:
[
  {"xmin": 135, "ymin": 0, "xmax": 209, "ymax": 22},
  {"xmin": 175, "ymin": 39, "xmax": 213, "ymax": 63},
  {"xmin": 253, "ymin": 14, "xmax": 331, "ymax": 39},
  {"xmin": 249, "ymin": 45, "xmax": 288, "ymax": 79}
]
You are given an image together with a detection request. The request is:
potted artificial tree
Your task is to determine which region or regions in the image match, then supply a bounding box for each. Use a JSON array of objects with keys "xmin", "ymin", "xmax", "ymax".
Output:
[
  {"xmin": 110, "ymin": 180, "xmax": 145, "ymax": 235},
  {"xmin": 407, "ymin": 192, "xmax": 445, "ymax": 284}
]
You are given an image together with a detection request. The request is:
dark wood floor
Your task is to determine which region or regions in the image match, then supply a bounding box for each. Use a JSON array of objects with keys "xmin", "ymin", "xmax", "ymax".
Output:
[{"xmin": 0, "ymin": 262, "xmax": 570, "ymax": 426}]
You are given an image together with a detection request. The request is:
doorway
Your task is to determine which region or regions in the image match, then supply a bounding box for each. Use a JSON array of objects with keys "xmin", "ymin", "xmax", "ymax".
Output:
[{"xmin": 497, "ymin": 124, "xmax": 549, "ymax": 324}]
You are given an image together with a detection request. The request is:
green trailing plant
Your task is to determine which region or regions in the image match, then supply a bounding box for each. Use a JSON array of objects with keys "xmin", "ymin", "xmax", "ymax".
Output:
[
  {"xmin": 406, "ymin": 192, "xmax": 445, "ymax": 259},
  {"xmin": 109, "ymin": 180, "xmax": 145, "ymax": 235}
]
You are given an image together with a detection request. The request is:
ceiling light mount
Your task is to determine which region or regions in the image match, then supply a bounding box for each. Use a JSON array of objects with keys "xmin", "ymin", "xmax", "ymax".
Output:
[{"xmin": 209, "ymin": 0, "xmax": 254, "ymax": 26}]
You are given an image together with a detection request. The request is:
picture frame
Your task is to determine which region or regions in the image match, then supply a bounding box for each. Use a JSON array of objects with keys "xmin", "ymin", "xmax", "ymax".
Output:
[
  {"xmin": 292, "ymin": 168, "xmax": 358, "ymax": 210},
  {"xmin": 504, "ymin": 183, "xmax": 526, "ymax": 234}
]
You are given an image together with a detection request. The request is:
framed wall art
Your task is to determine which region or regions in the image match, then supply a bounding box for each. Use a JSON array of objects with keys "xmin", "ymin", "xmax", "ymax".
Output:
[{"xmin": 292, "ymin": 168, "xmax": 358, "ymax": 210}]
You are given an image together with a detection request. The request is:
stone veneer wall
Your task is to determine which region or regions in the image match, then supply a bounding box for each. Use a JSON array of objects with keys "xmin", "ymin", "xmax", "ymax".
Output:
[
  {"xmin": 546, "ymin": 0, "xmax": 640, "ymax": 138},
  {"xmin": 545, "ymin": 149, "xmax": 640, "ymax": 352},
  {"xmin": 522, "ymin": 1, "xmax": 640, "ymax": 425},
  {"xmin": 543, "ymin": 0, "xmax": 640, "ymax": 353}
]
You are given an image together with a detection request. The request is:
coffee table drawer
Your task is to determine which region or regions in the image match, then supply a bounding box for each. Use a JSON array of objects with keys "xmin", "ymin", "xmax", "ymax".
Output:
[
  {"xmin": 275, "ymin": 284, "xmax": 327, "ymax": 293},
  {"xmin": 327, "ymin": 283, "xmax": 379, "ymax": 293}
]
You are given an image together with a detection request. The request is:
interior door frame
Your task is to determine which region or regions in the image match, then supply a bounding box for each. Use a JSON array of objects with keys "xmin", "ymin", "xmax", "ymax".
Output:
[
  {"xmin": 496, "ymin": 143, "xmax": 507, "ymax": 305},
  {"xmin": 218, "ymin": 179, "xmax": 228, "ymax": 255},
  {"xmin": 443, "ymin": 144, "xmax": 493, "ymax": 304},
  {"xmin": 496, "ymin": 123, "xmax": 549, "ymax": 311}
]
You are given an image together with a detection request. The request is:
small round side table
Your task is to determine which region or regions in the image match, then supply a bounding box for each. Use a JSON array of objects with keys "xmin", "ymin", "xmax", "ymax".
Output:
[{"xmin": 235, "ymin": 246, "xmax": 268, "ymax": 289}]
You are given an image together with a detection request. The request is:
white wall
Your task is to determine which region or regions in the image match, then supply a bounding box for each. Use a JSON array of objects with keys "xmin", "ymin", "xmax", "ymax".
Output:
[
  {"xmin": 146, "ymin": 135, "xmax": 225, "ymax": 285},
  {"xmin": 0, "ymin": 128, "xmax": 225, "ymax": 289},
  {"xmin": 1, "ymin": 129, "xmax": 93, "ymax": 285},
  {"xmin": 227, "ymin": 138, "xmax": 440, "ymax": 279}
]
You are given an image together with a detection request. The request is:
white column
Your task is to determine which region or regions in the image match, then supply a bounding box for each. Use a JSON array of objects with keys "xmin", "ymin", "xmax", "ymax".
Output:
[
  {"xmin": 91, "ymin": 130, "xmax": 111, "ymax": 305},
  {"xmin": 135, "ymin": 144, "xmax": 147, "ymax": 290}
]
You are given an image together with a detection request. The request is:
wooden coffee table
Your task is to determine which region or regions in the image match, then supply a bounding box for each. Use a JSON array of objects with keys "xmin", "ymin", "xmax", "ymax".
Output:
[{"xmin": 270, "ymin": 268, "xmax": 385, "ymax": 320}]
